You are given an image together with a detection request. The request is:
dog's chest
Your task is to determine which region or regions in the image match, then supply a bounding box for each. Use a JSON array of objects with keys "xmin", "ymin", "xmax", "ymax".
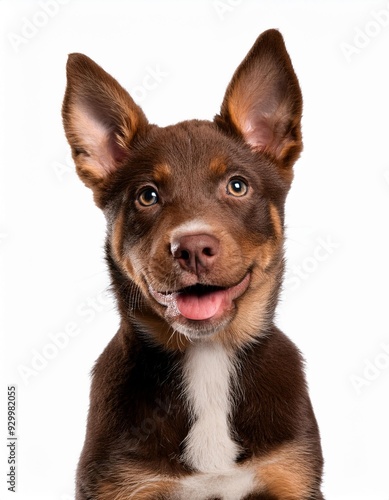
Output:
[{"xmin": 180, "ymin": 342, "xmax": 240, "ymax": 472}]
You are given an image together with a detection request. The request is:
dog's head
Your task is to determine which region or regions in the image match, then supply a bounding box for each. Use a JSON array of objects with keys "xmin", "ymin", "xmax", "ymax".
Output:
[{"xmin": 62, "ymin": 30, "xmax": 302, "ymax": 349}]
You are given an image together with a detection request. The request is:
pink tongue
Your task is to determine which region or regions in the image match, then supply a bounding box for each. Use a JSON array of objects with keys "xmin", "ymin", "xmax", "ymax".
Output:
[{"xmin": 176, "ymin": 290, "xmax": 225, "ymax": 320}]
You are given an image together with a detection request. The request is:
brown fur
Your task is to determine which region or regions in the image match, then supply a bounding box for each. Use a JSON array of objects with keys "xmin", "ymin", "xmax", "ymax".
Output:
[{"xmin": 62, "ymin": 29, "xmax": 324, "ymax": 499}]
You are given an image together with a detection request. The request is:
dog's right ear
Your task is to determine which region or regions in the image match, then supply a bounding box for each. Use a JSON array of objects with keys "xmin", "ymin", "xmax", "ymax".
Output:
[{"xmin": 62, "ymin": 53, "xmax": 148, "ymax": 207}]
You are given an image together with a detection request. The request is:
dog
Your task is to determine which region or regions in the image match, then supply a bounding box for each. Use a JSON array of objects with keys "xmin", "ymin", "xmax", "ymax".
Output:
[{"xmin": 62, "ymin": 29, "xmax": 324, "ymax": 500}]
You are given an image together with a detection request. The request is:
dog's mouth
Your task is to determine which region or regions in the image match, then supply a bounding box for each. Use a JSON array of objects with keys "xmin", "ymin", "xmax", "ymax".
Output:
[{"xmin": 149, "ymin": 273, "xmax": 251, "ymax": 321}]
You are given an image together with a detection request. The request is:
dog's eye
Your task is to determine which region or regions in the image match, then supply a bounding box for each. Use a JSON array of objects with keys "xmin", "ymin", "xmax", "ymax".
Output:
[
  {"xmin": 226, "ymin": 178, "xmax": 248, "ymax": 197},
  {"xmin": 137, "ymin": 187, "xmax": 159, "ymax": 207}
]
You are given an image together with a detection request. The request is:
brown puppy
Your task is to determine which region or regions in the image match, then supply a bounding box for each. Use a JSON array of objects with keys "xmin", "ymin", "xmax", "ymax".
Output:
[{"xmin": 63, "ymin": 29, "xmax": 324, "ymax": 500}]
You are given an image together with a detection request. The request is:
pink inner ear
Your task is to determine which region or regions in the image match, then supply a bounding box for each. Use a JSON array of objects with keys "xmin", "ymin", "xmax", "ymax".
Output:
[
  {"xmin": 242, "ymin": 115, "xmax": 274, "ymax": 152},
  {"xmin": 108, "ymin": 134, "xmax": 128, "ymax": 165},
  {"xmin": 71, "ymin": 103, "xmax": 128, "ymax": 177}
]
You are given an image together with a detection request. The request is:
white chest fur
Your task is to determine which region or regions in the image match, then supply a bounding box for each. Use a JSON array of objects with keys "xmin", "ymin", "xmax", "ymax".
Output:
[{"xmin": 181, "ymin": 341, "xmax": 240, "ymax": 473}]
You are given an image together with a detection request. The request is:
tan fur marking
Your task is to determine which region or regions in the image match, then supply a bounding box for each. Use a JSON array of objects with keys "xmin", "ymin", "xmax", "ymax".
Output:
[
  {"xmin": 269, "ymin": 202, "xmax": 283, "ymax": 240},
  {"xmin": 153, "ymin": 163, "xmax": 172, "ymax": 183},
  {"xmin": 258, "ymin": 239, "xmax": 275, "ymax": 271},
  {"xmin": 111, "ymin": 208, "xmax": 126, "ymax": 263},
  {"xmin": 254, "ymin": 442, "xmax": 316, "ymax": 499},
  {"xmin": 227, "ymin": 97, "xmax": 253, "ymax": 147},
  {"xmin": 257, "ymin": 203, "xmax": 283, "ymax": 270},
  {"xmin": 209, "ymin": 157, "xmax": 227, "ymax": 176}
]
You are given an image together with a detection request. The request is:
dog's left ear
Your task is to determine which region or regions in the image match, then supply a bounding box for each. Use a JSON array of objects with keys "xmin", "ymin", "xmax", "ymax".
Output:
[{"xmin": 216, "ymin": 29, "xmax": 302, "ymax": 183}]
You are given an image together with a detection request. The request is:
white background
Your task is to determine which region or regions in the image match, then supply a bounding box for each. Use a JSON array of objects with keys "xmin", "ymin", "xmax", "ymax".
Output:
[{"xmin": 1, "ymin": 1, "xmax": 389, "ymax": 499}]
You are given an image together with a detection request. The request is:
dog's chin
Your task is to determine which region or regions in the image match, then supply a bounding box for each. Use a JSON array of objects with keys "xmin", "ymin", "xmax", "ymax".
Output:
[
  {"xmin": 148, "ymin": 273, "xmax": 251, "ymax": 341},
  {"xmin": 170, "ymin": 314, "xmax": 232, "ymax": 341}
]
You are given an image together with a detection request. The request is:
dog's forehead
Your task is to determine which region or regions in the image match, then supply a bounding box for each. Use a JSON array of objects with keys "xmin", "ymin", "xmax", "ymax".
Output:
[
  {"xmin": 128, "ymin": 120, "xmax": 273, "ymax": 203},
  {"xmin": 144, "ymin": 120, "xmax": 242, "ymax": 174}
]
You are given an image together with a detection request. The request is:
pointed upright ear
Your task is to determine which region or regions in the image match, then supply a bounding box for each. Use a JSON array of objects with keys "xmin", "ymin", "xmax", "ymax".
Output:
[
  {"xmin": 216, "ymin": 29, "xmax": 303, "ymax": 183},
  {"xmin": 62, "ymin": 53, "xmax": 149, "ymax": 207}
]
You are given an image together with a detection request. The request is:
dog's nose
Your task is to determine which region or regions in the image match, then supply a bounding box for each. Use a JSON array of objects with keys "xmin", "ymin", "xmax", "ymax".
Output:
[{"xmin": 172, "ymin": 234, "xmax": 219, "ymax": 274}]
